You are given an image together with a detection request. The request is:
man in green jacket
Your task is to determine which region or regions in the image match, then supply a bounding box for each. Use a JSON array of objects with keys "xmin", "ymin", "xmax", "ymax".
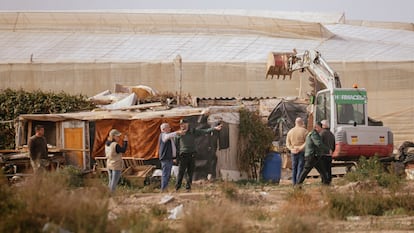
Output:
[
  {"xmin": 175, "ymin": 118, "xmax": 222, "ymax": 192},
  {"xmin": 297, "ymin": 122, "xmax": 330, "ymax": 185}
]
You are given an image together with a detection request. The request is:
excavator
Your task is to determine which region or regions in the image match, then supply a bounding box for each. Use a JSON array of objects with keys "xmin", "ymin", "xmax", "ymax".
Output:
[{"xmin": 266, "ymin": 49, "xmax": 394, "ymax": 161}]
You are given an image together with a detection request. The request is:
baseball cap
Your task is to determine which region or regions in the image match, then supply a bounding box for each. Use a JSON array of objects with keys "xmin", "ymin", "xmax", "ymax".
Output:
[
  {"xmin": 320, "ymin": 119, "xmax": 329, "ymax": 128},
  {"xmin": 109, "ymin": 129, "xmax": 122, "ymax": 137}
]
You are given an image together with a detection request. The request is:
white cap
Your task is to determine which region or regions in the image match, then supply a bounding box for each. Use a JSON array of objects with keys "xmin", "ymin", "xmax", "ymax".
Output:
[
  {"xmin": 109, "ymin": 129, "xmax": 121, "ymax": 137},
  {"xmin": 321, "ymin": 120, "xmax": 329, "ymax": 128}
]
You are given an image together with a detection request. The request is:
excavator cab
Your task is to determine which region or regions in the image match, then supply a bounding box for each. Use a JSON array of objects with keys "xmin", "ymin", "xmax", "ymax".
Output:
[{"xmin": 314, "ymin": 88, "xmax": 367, "ymax": 128}]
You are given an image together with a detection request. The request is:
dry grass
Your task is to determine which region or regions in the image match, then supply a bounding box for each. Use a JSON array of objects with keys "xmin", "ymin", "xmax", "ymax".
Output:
[
  {"xmin": 180, "ymin": 199, "xmax": 248, "ymax": 233},
  {"xmin": 109, "ymin": 210, "xmax": 173, "ymax": 233},
  {"xmin": 272, "ymin": 187, "xmax": 332, "ymax": 233},
  {"xmin": 1, "ymin": 159, "xmax": 414, "ymax": 233},
  {"xmin": 0, "ymin": 169, "xmax": 109, "ymax": 233}
]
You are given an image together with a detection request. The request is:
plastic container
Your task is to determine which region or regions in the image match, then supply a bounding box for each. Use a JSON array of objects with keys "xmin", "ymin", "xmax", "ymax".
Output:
[{"xmin": 262, "ymin": 152, "xmax": 282, "ymax": 183}]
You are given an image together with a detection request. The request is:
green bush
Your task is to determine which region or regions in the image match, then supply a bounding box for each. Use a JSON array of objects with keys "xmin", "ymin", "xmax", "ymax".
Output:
[
  {"xmin": 327, "ymin": 191, "xmax": 414, "ymax": 219},
  {"xmin": 345, "ymin": 156, "xmax": 402, "ymax": 189},
  {"xmin": 0, "ymin": 88, "xmax": 95, "ymax": 149},
  {"xmin": 237, "ymin": 108, "xmax": 274, "ymax": 179},
  {"xmin": 58, "ymin": 165, "xmax": 84, "ymax": 187}
]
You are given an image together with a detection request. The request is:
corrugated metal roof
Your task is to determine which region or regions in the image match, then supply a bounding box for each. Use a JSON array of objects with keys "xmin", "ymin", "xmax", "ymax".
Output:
[{"xmin": 18, "ymin": 107, "xmax": 207, "ymax": 121}]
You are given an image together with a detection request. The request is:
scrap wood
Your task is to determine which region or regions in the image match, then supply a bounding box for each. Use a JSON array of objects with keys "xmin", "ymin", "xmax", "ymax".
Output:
[{"xmin": 110, "ymin": 102, "xmax": 163, "ymax": 111}]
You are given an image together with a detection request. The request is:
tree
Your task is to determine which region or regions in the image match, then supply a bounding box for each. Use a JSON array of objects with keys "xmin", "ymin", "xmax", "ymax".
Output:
[{"xmin": 237, "ymin": 108, "xmax": 274, "ymax": 180}]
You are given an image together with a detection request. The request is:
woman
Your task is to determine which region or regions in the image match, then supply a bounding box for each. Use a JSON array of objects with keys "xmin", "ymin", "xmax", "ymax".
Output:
[{"xmin": 105, "ymin": 129, "xmax": 128, "ymax": 192}]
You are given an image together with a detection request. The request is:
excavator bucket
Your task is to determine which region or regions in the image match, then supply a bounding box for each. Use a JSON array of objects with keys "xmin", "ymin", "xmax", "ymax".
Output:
[{"xmin": 266, "ymin": 52, "xmax": 295, "ymax": 80}]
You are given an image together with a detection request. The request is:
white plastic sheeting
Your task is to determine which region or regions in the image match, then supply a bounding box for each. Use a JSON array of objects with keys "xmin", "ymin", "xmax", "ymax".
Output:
[
  {"xmin": 0, "ymin": 10, "xmax": 412, "ymax": 63},
  {"xmin": 0, "ymin": 10, "xmax": 413, "ymax": 147}
]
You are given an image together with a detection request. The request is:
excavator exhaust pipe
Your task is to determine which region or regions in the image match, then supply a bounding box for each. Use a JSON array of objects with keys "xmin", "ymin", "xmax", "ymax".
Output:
[{"xmin": 266, "ymin": 52, "xmax": 295, "ymax": 80}]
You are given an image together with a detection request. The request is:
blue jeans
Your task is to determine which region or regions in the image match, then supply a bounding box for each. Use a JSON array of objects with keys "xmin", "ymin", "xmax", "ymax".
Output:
[
  {"xmin": 291, "ymin": 151, "xmax": 304, "ymax": 185},
  {"xmin": 108, "ymin": 169, "xmax": 121, "ymax": 192},
  {"xmin": 160, "ymin": 159, "xmax": 173, "ymax": 191}
]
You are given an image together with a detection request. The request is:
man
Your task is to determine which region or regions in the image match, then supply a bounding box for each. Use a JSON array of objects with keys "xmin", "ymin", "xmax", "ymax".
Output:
[
  {"xmin": 320, "ymin": 119, "xmax": 336, "ymax": 184},
  {"xmin": 158, "ymin": 123, "xmax": 182, "ymax": 192},
  {"xmin": 28, "ymin": 125, "xmax": 49, "ymax": 174},
  {"xmin": 175, "ymin": 118, "xmax": 222, "ymax": 192},
  {"xmin": 297, "ymin": 122, "xmax": 330, "ymax": 185},
  {"xmin": 286, "ymin": 117, "xmax": 308, "ymax": 185}
]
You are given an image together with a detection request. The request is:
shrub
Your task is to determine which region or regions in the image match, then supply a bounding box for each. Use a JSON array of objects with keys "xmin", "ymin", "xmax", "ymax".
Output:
[
  {"xmin": 180, "ymin": 200, "xmax": 247, "ymax": 233},
  {"xmin": 345, "ymin": 156, "xmax": 403, "ymax": 190},
  {"xmin": 237, "ymin": 108, "xmax": 274, "ymax": 180},
  {"xmin": 327, "ymin": 191, "xmax": 414, "ymax": 219},
  {"xmin": 0, "ymin": 172, "xmax": 108, "ymax": 233},
  {"xmin": 58, "ymin": 165, "xmax": 84, "ymax": 187},
  {"xmin": 274, "ymin": 213, "xmax": 322, "ymax": 233},
  {"xmin": 0, "ymin": 88, "xmax": 95, "ymax": 149}
]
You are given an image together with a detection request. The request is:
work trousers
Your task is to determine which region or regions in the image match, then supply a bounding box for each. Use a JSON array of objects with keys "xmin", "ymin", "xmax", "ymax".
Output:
[
  {"xmin": 321, "ymin": 155, "xmax": 332, "ymax": 184},
  {"xmin": 30, "ymin": 158, "xmax": 50, "ymax": 174},
  {"xmin": 297, "ymin": 155, "xmax": 329, "ymax": 185},
  {"xmin": 175, "ymin": 153, "xmax": 195, "ymax": 191}
]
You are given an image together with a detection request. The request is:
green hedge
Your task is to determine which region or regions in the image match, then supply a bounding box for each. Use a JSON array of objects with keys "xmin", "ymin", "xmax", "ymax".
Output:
[{"xmin": 0, "ymin": 89, "xmax": 95, "ymax": 149}]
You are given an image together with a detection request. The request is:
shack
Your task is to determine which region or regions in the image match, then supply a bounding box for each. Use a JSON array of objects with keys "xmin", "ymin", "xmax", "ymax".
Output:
[{"xmin": 14, "ymin": 106, "xmax": 242, "ymax": 180}]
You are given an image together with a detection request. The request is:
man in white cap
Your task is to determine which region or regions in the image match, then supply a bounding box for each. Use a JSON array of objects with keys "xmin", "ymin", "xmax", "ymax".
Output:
[{"xmin": 320, "ymin": 119, "xmax": 335, "ymax": 184}]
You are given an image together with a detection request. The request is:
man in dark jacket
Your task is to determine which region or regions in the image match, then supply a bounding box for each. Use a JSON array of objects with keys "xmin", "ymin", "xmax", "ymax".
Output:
[
  {"xmin": 175, "ymin": 118, "xmax": 222, "ymax": 192},
  {"xmin": 320, "ymin": 119, "xmax": 336, "ymax": 184},
  {"xmin": 28, "ymin": 125, "xmax": 49, "ymax": 174},
  {"xmin": 297, "ymin": 122, "xmax": 330, "ymax": 185}
]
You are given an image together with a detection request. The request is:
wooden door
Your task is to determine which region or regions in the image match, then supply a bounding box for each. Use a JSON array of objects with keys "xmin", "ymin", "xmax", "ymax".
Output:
[{"xmin": 64, "ymin": 128, "xmax": 84, "ymax": 168}]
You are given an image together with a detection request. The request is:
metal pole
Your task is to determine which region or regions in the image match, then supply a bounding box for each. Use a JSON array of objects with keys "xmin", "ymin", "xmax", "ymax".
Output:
[{"xmin": 175, "ymin": 55, "xmax": 182, "ymax": 105}]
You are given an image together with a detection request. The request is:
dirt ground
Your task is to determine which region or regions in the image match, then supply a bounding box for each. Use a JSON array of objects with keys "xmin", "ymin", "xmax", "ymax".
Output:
[{"xmin": 107, "ymin": 169, "xmax": 414, "ymax": 233}]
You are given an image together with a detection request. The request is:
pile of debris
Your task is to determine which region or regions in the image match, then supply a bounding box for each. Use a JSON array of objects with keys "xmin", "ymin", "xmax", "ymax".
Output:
[{"xmin": 88, "ymin": 84, "xmax": 193, "ymax": 111}]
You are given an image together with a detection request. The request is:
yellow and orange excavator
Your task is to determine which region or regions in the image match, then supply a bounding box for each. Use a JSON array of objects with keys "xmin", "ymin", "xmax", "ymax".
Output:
[{"xmin": 266, "ymin": 49, "xmax": 394, "ymax": 161}]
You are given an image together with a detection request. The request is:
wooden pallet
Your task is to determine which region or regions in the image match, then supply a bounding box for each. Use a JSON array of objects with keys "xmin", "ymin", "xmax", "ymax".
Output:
[{"xmin": 122, "ymin": 165, "xmax": 155, "ymax": 187}]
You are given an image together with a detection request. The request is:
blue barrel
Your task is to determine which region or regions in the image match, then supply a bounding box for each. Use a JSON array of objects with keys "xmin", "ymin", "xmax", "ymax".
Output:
[{"xmin": 262, "ymin": 152, "xmax": 281, "ymax": 183}]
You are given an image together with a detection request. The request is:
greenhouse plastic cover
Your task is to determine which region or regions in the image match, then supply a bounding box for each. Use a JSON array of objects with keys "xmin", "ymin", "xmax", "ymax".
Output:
[
  {"xmin": 0, "ymin": 10, "xmax": 413, "ymax": 147},
  {"xmin": 0, "ymin": 10, "xmax": 412, "ymax": 63}
]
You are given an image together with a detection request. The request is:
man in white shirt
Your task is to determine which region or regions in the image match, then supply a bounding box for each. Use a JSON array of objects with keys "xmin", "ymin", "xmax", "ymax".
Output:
[{"xmin": 158, "ymin": 123, "xmax": 182, "ymax": 192}]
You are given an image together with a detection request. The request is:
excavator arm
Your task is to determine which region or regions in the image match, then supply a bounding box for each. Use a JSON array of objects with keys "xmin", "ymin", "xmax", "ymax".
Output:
[{"xmin": 266, "ymin": 49, "xmax": 342, "ymax": 91}]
